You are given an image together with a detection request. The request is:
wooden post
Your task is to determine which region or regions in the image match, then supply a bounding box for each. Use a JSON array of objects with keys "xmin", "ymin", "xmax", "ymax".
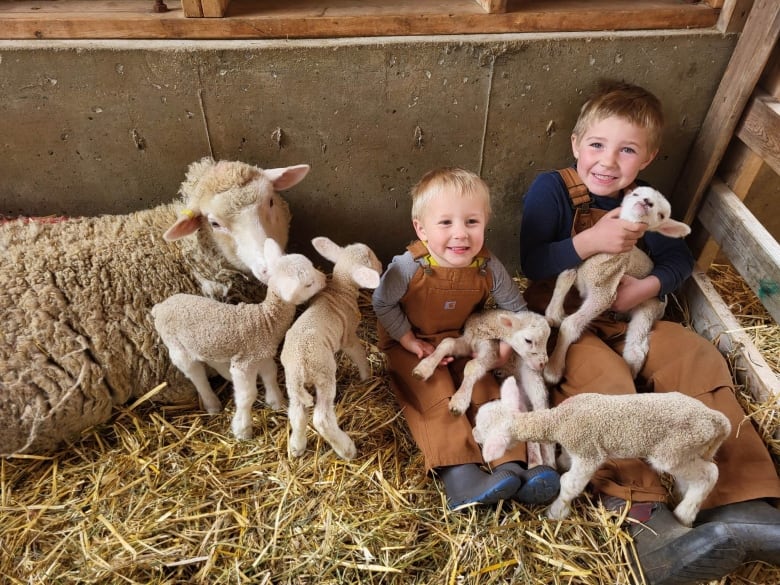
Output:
[{"xmin": 475, "ymin": 0, "xmax": 508, "ymax": 13}]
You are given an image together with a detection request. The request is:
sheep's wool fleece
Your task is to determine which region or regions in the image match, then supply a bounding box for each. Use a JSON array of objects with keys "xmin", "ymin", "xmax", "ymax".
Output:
[{"xmin": 0, "ymin": 209, "xmax": 265, "ymax": 455}]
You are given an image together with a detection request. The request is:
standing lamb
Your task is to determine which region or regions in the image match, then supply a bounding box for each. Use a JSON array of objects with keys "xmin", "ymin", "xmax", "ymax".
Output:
[
  {"xmin": 473, "ymin": 376, "xmax": 731, "ymax": 526},
  {"xmin": 151, "ymin": 238, "xmax": 326, "ymax": 440},
  {"xmin": 0, "ymin": 157, "xmax": 310, "ymax": 455},
  {"xmin": 543, "ymin": 186, "xmax": 690, "ymax": 384},
  {"xmin": 411, "ymin": 309, "xmax": 555, "ymax": 468},
  {"xmin": 281, "ymin": 237, "xmax": 382, "ymax": 460}
]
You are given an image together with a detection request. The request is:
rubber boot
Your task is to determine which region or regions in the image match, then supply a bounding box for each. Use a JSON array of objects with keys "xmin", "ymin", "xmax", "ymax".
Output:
[
  {"xmin": 695, "ymin": 499, "xmax": 780, "ymax": 564},
  {"xmin": 603, "ymin": 497, "xmax": 744, "ymax": 585},
  {"xmin": 436, "ymin": 463, "xmax": 522, "ymax": 510},
  {"xmin": 494, "ymin": 462, "xmax": 561, "ymax": 505}
]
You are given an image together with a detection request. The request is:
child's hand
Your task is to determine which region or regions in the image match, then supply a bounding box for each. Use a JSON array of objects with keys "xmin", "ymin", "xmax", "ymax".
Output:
[
  {"xmin": 612, "ymin": 274, "xmax": 662, "ymax": 312},
  {"xmin": 575, "ymin": 207, "xmax": 647, "ymax": 258},
  {"xmin": 400, "ymin": 331, "xmax": 435, "ymax": 359}
]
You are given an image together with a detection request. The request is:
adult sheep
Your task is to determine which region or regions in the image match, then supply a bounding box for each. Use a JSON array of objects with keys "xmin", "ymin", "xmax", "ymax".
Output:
[{"xmin": 0, "ymin": 157, "xmax": 309, "ymax": 456}]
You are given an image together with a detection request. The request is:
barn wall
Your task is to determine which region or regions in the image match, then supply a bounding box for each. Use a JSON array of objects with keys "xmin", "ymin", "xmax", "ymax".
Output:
[{"xmin": 0, "ymin": 33, "xmax": 736, "ymax": 270}]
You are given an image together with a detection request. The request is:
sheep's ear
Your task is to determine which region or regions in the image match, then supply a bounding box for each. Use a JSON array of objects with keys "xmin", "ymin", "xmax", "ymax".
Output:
[
  {"xmin": 264, "ymin": 238, "xmax": 283, "ymax": 267},
  {"xmin": 312, "ymin": 236, "xmax": 342, "ymax": 263},
  {"xmin": 264, "ymin": 164, "xmax": 311, "ymax": 191},
  {"xmin": 482, "ymin": 436, "xmax": 510, "ymax": 462},
  {"xmin": 351, "ymin": 266, "xmax": 380, "ymax": 289},
  {"xmin": 655, "ymin": 218, "xmax": 691, "ymax": 239},
  {"xmin": 498, "ymin": 313, "xmax": 515, "ymax": 330},
  {"xmin": 500, "ymin": 376, "xmax": 522, "ymax": 412},
  {"xmin": 163, "ymin": 211, "xmax": 201, "ymax": 241}
]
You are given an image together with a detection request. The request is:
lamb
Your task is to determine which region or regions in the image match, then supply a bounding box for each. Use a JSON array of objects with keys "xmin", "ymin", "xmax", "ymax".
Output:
[
  {"xmin": 473, "ymin": 376, "xmax": 731, "ymax": 526},
  {"xmin": 280, "ymin": 237, "xmax": 382, "ymax": 460},
  {"xmin": 151, "ymin": 238, "xmax": 327, "ymax": 440},
  {"xmin": 543, "ymin": 186, "xmax": 691, "ymax": 384},
  {"xmin": 0, "ymin": 157, "xmax": 310, "ymax": 455},
  {"xmin": 411, "ymin": 309, "xmax": 555, "ymax": 468}
]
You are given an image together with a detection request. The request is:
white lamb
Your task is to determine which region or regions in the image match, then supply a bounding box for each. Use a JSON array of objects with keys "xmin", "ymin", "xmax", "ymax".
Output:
[
  {"xmin": 544, "ymin": 186, "xmax": 691, "ymax": 384},
  {"xmin": 0, "ymin": 157, "xmax": 309, "ymax": 455},
  {"xmin": 473, "ymin": 376, "xmax": 731, "ymax": 526},
  {"xmin": 411, "ymin": 309, "xmax": 555, "ymax": 468},
  {"xmin": 151, "ymin": 239, "xmax": 327, "ymax": 440},
  {"xmin": 280, "ymin": 237, "xmax": 382, "ymax": 460}
]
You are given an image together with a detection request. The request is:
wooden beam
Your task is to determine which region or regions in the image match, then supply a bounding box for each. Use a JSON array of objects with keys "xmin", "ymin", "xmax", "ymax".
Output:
[
  {"xmin": 0, "ymin": 0, "xmax": 721, "ymax": 39},
  {"xmin": 670, "ymin": 0, "xmax": 780, "ymax": 225},
  {"xmin": 684, "ymin": 270, "xmax": 780, "ymax": 438},
  {"xmin": 181, "ymin": 0, "xmax": 203, "ymax": 17},
  {"xmin": 697, "ymin": 178, "xmax": 780, "ymax": 325},
  {"xmin": 202, "ymin": 0, "xmax": 231, "ymax": 17},
  {"xmin": 717, "ymin": 0, "xmax": 754, "ymax": 33},
  {"xmin": 475, "ymin": 0, "xmax": 507, "ymax": 13},
  {"xmin": 736, "ymin": 90, "xmax": 780, "ymax": 176}
]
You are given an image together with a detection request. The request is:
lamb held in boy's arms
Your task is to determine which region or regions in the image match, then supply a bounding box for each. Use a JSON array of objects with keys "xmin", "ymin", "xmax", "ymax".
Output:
[
  {"xmin": 281, "ymin": 237, "xmax": 382, "ymax": 460},
  {"xmin": 0, "ymin": 157, "xmax": 309, "ymax": 455},
  {"xmin": 411, "ymin": 308, "xmax": 556, "ymax": 468},
  {"xmin": 152, "ymin": 238, "xmax": 326, "ymax": 440},
  {"xmin": 544, "ymin": 186, "xmax": 690, "ymax": 384},
  {"xmin": 473, "ymin": 376, "xmax": 730, "ymax": 526}
]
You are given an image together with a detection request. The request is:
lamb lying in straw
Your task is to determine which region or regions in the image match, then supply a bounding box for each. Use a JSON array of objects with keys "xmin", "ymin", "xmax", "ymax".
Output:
[
  {"xmin": 473, "ymin": 376, "xmax": 731, "ymax": 526},
  {"xmin": 544, "ymin": 186, "xmax": 690, "ymax": 384}
]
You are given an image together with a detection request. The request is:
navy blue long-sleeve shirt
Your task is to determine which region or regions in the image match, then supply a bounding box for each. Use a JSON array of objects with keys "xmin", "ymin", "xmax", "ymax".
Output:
[{"xmin": 519, "ymin": 170, "xmax": 694, "ymax": 298}]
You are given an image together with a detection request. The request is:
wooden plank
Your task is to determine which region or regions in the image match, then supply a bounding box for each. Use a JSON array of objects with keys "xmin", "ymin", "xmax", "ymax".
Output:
[
  {"xmin": 684, "ymin": 270, "xmax": 780, "ymax": 438},
  {"xmin": 202, "ymin": 0, "xmax": 231, "ymax": 17},
  {"xmin": 181, "ymin": 0, "xmax": 203, "ymax": 17},
  {"xmin": 717, "ymin": 0, "xmax": 753, "ymax": 33},
  {"xmin": 0, "ymin": 0, "xmax": 720, "ymax": 40},
  {"xmin": 759, "ymin": 42, "xmax": 780, "ymax": 98},
  {"xmin": 475, "ymin": 0, "xmax": 508, "ymax": 13},
  {"xmin": 697, "ymin": 178, "xmax": 780, "ymax": 325},
  {"xmin": 736, "ymin": 89, "xmax": 780, "ymax": 177},
  {"xmin": 670, "ymin": 0, "xmax": 780, "ymax": 225}
]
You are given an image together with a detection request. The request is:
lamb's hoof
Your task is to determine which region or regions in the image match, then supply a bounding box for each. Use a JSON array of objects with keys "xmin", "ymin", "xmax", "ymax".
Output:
[
  {"xmin": 205, "ymin": 407, "xmax": 222, "ymax": 415},
  {"xmin": 546, "ymin": 498, "xmax": 570, "ymax": 520},
  {"xmin": 411, "ymin": 365, "xmax": 431, "ymax": 380},
  {"xmin": 232, "ymin": 426, "xmax": 253, "ymax": 441},
  {"xmin": 448, "ymin": 396, "xmax": 468, "ymax": 416},
  {"xmin": 334, "ymin": 441, "xmax": 357, "ymax": 460},
  {"xmin": 543, "ymin": 368, "xmax": 562, "ymax": 385},
  {"xmin": 288, "ymin": 442, "xmax": 306, "ymax": 458}
]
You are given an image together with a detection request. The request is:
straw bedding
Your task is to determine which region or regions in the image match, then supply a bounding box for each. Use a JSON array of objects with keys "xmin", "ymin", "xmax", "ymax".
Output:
[{"xmin": 1, "ymin": 267, "xmax": 778, "ymax": 585}]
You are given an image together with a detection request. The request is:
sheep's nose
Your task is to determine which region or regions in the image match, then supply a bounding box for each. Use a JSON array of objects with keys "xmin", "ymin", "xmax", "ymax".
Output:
[{"xmin": 643, "ymin": 198, "xmax": 653, "ymax": 207}]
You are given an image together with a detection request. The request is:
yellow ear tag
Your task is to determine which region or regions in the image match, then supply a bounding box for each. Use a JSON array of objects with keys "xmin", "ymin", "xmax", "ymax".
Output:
[{"xmin": 181, "ymin": 208, "xmax": 196, "ymax": 219}]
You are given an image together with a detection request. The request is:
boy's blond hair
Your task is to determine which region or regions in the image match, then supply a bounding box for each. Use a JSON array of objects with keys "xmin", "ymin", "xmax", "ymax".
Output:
[
  {"xmin": 572, "ymin": 81, "xmax": 664, "ymax": 153},
  {"xmin": 411, "ymin": 167, "xmax": 491, "ymax": 221}
]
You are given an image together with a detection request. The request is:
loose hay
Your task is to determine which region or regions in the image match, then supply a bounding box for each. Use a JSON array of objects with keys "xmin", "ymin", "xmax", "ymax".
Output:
[{"xmin": 2, "ymin": 284, "xmax": 779, "ymax": 585}]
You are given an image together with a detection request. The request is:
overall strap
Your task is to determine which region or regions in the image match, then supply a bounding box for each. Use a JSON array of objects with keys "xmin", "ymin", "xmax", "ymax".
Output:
[{"xmin": 557, "ymin": 167, "xmax": 592, "ymax": 210}]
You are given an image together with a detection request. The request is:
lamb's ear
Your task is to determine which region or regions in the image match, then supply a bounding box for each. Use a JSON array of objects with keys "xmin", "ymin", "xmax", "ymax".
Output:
[
  {"xmin": 163, "ymin": 210, "xmax": 201, "ymax": 241},
  {"xmin": 312, "ymin": 236, "xmax": 342, "ymax": 263},
  {"xmin": 655, "ymin": 218, "xmax": 691, "ymax": 239},
  {"xmin": 481, "ymin": 435, "xmax": 510, "ymax": 462},
  {"xmin": 351, "ymin": 266, "xmax": 381, "ymax": 289},
  {"xmin": 498, "ymin": 313, "xmax": 516, "ymax": 331},
  {"xmin": 500, "ymin": 376, "xmax": 523, "ymax": 412},
  {"xmin": 264, "ymin": 164, "xmax": 311, "ymax": 191},
  {"xmin": 264, "ymin": 238, "xmax": 283, "ymax": 268}
]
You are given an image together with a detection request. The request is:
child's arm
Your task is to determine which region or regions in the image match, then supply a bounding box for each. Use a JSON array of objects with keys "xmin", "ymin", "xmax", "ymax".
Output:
[{"xmin": 572, "ymin": 207, "xmax": 646, "ymax": 258}]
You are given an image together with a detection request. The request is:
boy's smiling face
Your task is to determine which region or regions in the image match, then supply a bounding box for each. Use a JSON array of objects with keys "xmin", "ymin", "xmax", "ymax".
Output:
[
  {"xmin": 413, "ymin": 187, "xmax": 487, "ymax": 268},
  {"xmin": 572, "ymin": 115, "xmax": 658, "ymax": 198}
]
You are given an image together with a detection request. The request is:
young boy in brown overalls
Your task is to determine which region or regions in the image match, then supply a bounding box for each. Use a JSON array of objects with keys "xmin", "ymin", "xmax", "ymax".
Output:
[
  {"xmin": 372, "ymin": 167, "xmax": 559, "ymax": 509},
  {"xmin": 520, "ymin": 80, "xmax": 780, "ymax": 585}
]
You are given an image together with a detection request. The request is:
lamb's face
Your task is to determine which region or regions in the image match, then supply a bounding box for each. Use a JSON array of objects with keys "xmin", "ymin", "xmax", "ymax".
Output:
[
  {"xmin": 502, "ymin": 313, "xmax": 550, "ymax": 372},
  {"xmin": 619, "ymin": 186, "xmax": 672, "ymax": 229},
  {"xmin": 270, "ymin": 255, "xmax": 327, "ymax": 305}
]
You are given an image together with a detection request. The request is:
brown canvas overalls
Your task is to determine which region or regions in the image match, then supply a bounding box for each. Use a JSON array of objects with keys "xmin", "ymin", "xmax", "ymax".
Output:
[
  {"xmin": 523, "ymin": 169, "xmax": 780, "ymax": 507},
  {"xmin": 378, "ymin": 240, "xmax": 529, "ymax": 472}
]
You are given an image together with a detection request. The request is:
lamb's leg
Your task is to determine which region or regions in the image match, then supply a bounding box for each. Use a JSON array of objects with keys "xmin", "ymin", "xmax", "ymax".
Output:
[
  {"xmin": 622, "ymin": 298, "xmax": 665, "ymax": 378},
  {"xmin": 168, "ymin": 345, "xmax": 221, "ymax": 414},
  {"xmin": 518, "ymin": 367, "xmax": 556, "ymax": 467},
  {"xmin": 545, "ymin": 294, "xmax": 610, "ymax": 384},
  {"xmin": 257, "ymin": 357, "xmax": 285, "ymax": 410},
  {"xmin": 312, "ymin": 378, "xmax": 357, "ymax": 460},
  {"xmin": 286, "ymin": 374, "xmax": 310, "ymax": 458},
  {"xmin": 342, "ymin": 334, "xmax": 371, "ymax": 381},
  {"xmin": 547, "ymin": 457, "xmax": 601, "ymax": 520},
  {"xmin": 664, "ymin": 459, "xmax": 719, "ymax": 527},
  {"xmin": 229, "ymin": 362, "xmax": 259, "ymax": 440},
  {"xmin": 545, "ymin": 269, "xmax": 577, "ymax": 327},
  {"xmin": 412, "ymin": 337, "xmax": 468, "ymax": 380},
  {"xmin": 449, "ymin": 340, "xmax": 497, "ymax": 416}
]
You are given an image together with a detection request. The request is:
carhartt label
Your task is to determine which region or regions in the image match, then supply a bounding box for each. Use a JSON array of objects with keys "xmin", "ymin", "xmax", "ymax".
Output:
[{"xmin": 444, "ymin": 301, "xmax": 457, "ymax": 310}]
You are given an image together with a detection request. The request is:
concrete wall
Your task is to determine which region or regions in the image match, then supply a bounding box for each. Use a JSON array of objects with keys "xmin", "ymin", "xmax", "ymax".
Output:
[{"xmin": 0, "ymin": 33, "xmax": 735, "ymax": 272}]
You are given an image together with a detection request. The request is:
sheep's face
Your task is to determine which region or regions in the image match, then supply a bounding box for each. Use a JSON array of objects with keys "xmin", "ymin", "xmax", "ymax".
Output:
[
  {"xmin": 270, "ymin": 254, "xmax": 327, "ymax": 305},
  {"xmin": 501, "ymin": 312, "xmax": 550, "ymax": 372},
  {"xmin": 167, "ymin": 159, "xmax": 308, "ymax": 285},
  {"xmin": 619, "ymin": 187, "xmax": 691, "ymax": 239}
]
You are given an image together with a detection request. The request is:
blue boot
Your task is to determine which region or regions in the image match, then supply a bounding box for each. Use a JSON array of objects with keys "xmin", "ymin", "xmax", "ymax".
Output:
[
  {"xmin": 437, "ymin": 463, "xmax": 523, "ymax": 510},
  {"xmin": 494, "ymin": 462, "xmax": 561, "ymax": 505}
]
